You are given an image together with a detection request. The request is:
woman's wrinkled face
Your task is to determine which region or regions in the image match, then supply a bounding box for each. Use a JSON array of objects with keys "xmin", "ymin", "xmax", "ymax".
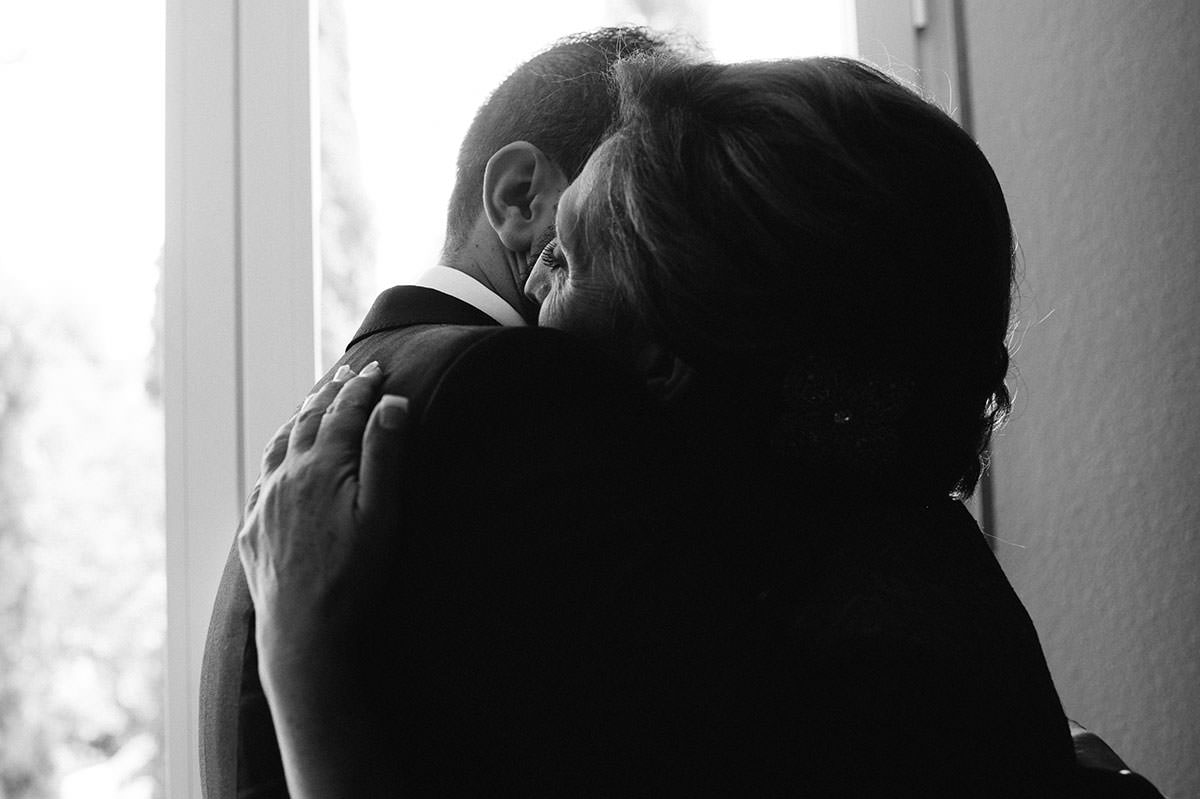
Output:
[{"xmin": 523, "ymin": 153, "xmax": 624, "ymax": 343}]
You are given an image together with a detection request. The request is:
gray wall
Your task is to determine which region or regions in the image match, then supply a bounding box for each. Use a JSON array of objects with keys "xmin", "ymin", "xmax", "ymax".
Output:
[{"xmin": 965, "ymin": 2, "xmax": 1200, "ymax": 795}]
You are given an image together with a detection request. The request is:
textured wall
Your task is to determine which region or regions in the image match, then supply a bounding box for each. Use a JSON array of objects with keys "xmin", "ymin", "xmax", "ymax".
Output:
[{"xmin": 965, "ymin": 2, "xmax": 1200, "ymax": 795}]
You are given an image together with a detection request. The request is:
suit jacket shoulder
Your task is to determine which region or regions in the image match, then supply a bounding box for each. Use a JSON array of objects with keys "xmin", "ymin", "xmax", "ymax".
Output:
[
  {"xmin": 348, "ymin": 285, "xmax": 499, "ymax": 346},
  {"xmin": 201, "ymin": 284, "xmax": 505, "ymax": 799},
  {"xmin": 200, "ymin": 313, "xmax": 659, "ymax": 798}
]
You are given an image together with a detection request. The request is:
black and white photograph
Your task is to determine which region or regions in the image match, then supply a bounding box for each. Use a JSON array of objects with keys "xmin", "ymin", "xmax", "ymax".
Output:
[{"xmin": 0, "ymin": 1, "xmax": 1194, "ymax": 796}]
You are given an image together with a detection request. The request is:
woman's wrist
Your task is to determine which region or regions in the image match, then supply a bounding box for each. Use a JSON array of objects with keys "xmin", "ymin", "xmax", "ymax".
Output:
[
  {"xmin": 255, "ymin": 618, "xmax": 392, "ymax": 798},
  {"xmin": 254, "ymin": 608, "xmax": 347, "ymax": 691}
]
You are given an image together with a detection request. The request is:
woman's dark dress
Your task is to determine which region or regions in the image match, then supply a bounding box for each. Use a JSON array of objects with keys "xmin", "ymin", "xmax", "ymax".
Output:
[{"xmin": 565, "ymin": 442, "xmax": 1080, "ymax": 797}]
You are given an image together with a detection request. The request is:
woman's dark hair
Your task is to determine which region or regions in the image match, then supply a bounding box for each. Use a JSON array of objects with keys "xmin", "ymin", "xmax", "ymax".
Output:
[{"xmin": 579, "ymin": 57, "xmax": 1015, "ymax": 497}]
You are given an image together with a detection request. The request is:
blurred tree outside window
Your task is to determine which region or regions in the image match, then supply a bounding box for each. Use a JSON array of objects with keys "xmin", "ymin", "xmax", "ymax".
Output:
[{"xmin": 0, "ymin": 2, "xmax": 164, "ymax": 797}]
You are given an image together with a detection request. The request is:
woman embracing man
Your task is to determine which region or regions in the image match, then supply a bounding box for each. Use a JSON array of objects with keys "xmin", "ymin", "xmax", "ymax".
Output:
[{"xmin": 231, "ymin": 42, "xmax": 1162, "ymax": 799}]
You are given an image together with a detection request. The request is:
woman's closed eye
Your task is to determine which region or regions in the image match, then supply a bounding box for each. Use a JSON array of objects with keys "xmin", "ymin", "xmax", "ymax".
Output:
[
  {"xmin": 539, "ymin": 239, "xmax": 568, "ymax": 272},
  {"xmin": 525, "ymin": 238, "xmax": 568, "ymax": 307}
]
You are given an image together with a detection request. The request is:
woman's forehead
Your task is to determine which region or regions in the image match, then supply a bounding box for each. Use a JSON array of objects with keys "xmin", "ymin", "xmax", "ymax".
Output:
[
  {"xmin": 558, "ymin": 141, "xmax": 612, "ymax": 243},
  {"xmin": 555, "ymin": 175, "xmax": 584, "ymax": 246}
]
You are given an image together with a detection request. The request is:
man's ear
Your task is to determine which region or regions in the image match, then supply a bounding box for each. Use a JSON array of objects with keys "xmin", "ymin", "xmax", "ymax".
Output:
[
  {"xmin": 637, "ymin": 342, "xmax": 697, "ymax": 406},
  {"xmin": 483, "ymin": 141, "xmax": 568, "ymax": 253}
]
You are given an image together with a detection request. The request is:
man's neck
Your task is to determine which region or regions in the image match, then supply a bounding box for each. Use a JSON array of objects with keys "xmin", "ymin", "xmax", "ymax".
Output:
[
  {"xmin": 413, "ymin": 266, "xmax": 527, "ymax": 327},
  {"xmin": 450, "ymin": 259, "xmax": 512, "ymax": 308},
  {"xmin": 441, "ymin": 220, "xmax": 538, "ymax": 323}
]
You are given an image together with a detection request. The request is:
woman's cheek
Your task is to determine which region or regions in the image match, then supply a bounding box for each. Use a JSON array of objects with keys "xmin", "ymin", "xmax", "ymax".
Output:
[{"xmin": 537, "ymin": 286, "xmax": 570, "ymax": 329}]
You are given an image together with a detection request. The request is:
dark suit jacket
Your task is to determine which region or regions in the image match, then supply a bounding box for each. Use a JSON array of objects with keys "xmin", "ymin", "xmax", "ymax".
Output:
[
  {"xmin": 200, "ymin": 285, "xmax": 1095, "ymax": 797},
  {"xmin": 199, "ymin": 286, "xmax": 682, "ymax": 797}
]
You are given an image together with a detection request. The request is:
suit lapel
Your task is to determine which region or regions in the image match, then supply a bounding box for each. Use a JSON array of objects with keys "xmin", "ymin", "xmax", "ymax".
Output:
[{"xmin": 348, "ymin": 285, "xmax": 501, "ymax": 349}]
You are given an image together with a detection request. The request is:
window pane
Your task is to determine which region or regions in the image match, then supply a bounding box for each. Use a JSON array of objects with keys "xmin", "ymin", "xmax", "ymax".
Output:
[
  {"xmin": 0, "ymin": 2, "xmax": 165, "ymax": 797},
  {"xmin": 318, "ymin": 0, "xmax": 855, "ymax": 368}
]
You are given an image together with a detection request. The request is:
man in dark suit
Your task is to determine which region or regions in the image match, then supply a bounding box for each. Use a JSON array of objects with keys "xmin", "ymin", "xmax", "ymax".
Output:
[{"xmin": 199, "ymin": 27, "xmax": 684, "ymax": 798}]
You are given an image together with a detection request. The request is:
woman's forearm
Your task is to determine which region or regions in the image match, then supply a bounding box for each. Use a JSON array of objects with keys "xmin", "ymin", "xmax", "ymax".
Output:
[{"xmin": 259, "ymin": 634, "xmax": 399, "ymax": 798}]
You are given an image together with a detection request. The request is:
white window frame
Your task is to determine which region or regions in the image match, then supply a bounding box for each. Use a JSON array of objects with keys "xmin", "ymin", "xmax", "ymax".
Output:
[
  {"xmin": 165, "ymin": 0, "xmax": 318, "ymax": 795},
  {"xmin": 163, "ymin": 2, "xmax": 953, "ymax": 795}
]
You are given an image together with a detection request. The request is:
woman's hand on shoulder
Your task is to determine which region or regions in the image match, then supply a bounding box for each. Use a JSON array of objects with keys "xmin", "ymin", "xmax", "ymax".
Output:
[
  {"xmin": 237, "ymin": 361, "xmax": 410, "ymax": 665},
  {"xmin": 236, "ymin": 362, "xmax": 410, "ymax": 799}
]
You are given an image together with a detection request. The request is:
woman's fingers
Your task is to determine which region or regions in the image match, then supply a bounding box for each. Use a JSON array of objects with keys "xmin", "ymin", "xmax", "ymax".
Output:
[
  {"xmin": 238, "ymin": 364, "xmax": 398, "ymax": 631},
  {"xmin": 245, "ymin": 411, "xmax": 299, "ymax": 516},
  {"xmin": 357, "ymin": 395, "xmax": 410, "ymax": 524},
  {"xmin": 262, "ymin": 413, "xmax": 297, "ymax": 477},
  {"xmin": 235, "ymin": 522, "xmax": 260, "ymax": 604},
  {"xmin": 313, "ymin": 362, "xmax": 384, "ymax": 454},
  {"xmin": 289, "ymin": 363, "xmax": 356, "ymax": 453}
]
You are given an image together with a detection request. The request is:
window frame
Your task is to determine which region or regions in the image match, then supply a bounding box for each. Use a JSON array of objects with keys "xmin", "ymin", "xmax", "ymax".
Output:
[{"xmin": 165, "ymin": 1, "xmax": 318, "ymax": 794}]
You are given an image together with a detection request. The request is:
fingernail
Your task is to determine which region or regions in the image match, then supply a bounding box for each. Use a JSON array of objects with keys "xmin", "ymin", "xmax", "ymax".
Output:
[
  {"xmin": 360, "ymin": 360, "xmax": 381, "ymax": 377},
  {"xmin": 378, "ymin": 395, "xmax": 409, "ymax": 430},
  {"xmin": 301, "ymin": 392, "xmax": 319, "ymax": 411},
  {"xmin": 333, "ymin": 364, "xmax": 352, "ymax": 382}
]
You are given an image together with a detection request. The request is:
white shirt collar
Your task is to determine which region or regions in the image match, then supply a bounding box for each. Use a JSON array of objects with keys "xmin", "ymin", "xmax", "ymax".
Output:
[{"xmin": 412, "ymin": 266, "xmax": 527, "ymax": 327}]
